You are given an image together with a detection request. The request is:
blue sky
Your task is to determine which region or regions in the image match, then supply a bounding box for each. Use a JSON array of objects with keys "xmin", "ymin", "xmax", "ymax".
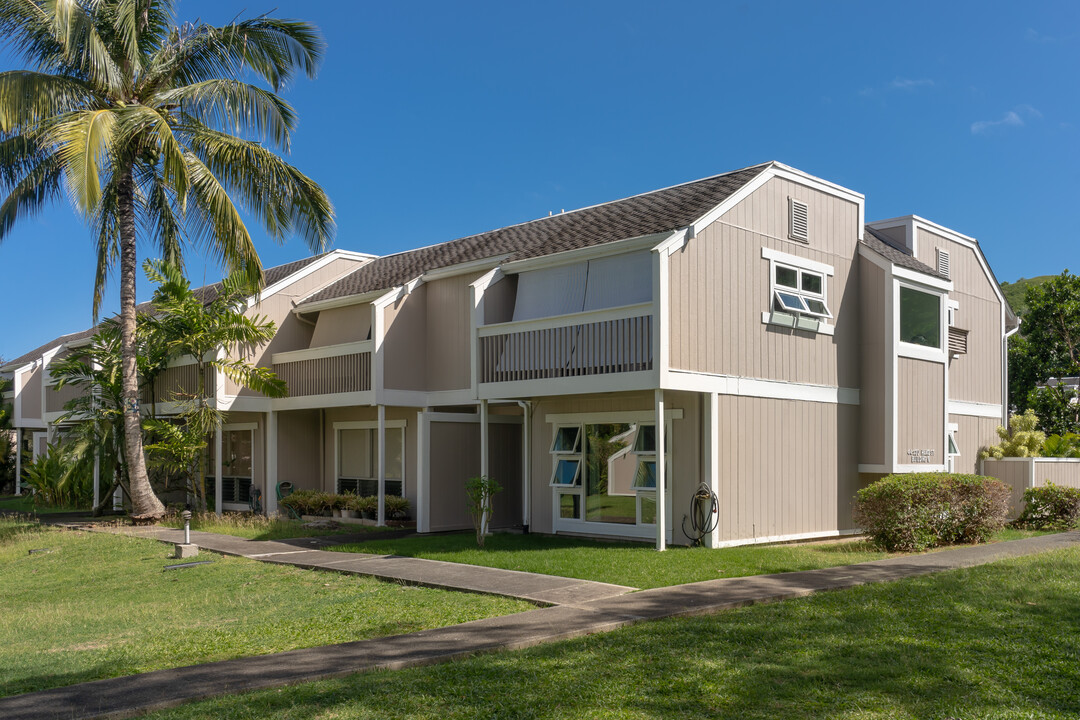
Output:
[{"xmin": 1, "ymin": 0, "xmax": 1077, "ymax": 361}]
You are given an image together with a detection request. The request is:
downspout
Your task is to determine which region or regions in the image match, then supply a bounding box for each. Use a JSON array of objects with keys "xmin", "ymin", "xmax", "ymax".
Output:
[{"xmin": 516, "ymin": 400, "xmax": 531, "ymax": 533}]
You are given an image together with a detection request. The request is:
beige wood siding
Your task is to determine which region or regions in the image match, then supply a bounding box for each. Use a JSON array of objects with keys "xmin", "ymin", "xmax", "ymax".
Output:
[
  {"xmin": 484, "ymin": 275, "xmax": 517, "ymax": 324},
  {"xmin": 383, "ymin": 286, "xmax": 428, "ymax": 391},
  {"xmin": 45, "ymin": 383, "xmax": 83, "ymax": 414},
  {"xmin": 226, "ymin": 257, "xmax": 364, "ymax": 397},
  {"xmin": 949, "ymin": 414, "xmax": 1001, "ymax": 474},
  {"xmin": 979, "ymin": 459, "xmax": 1032, "ymax": 518},
  {"xmin": 668, "ymin": 176, "xmax": 860, "ymax": 388},
  {"xmin": 916, "ymin": 228, "xmax": 1003, "ymax": 406},
  {"xmin": 427, "ymin": 418, "xmax": 522, "ymax": 533},
  {"xmin": 1032, "ymin": 459, "xmax": 1080, "ymax": 490},
  {"xmin": 426, "ymin": 275, "xmax": 477, "ymax": 392},
  {"xmin": 19, "ymin": 366, "xmax": 42, "ymax": 420},
  {"xmin": 896, "ymin": 357, "xmax": 945, "ymax": 465},
  {"xmin": 714, "ymin": 395, "xmax": 861, "ymax": 543},
  {"xmin": 310, "ymin": 305, "xmax": 371, "ymax": 347},
  {"xmin": 321, "ymin": 406, "xmax": 418, "ymax": 503},
  {"xmin": 277, "ymin": 409, "xmax": 321, "ymax": 491},
  {"xmin": 859, "ymin": 258, "xmax": 888, "ymax": 466}
]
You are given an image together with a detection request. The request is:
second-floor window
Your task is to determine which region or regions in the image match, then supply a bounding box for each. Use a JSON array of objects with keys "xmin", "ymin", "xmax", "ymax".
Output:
[
  {"xmin": 772, "ymin": 263, "xmax": 832, "ymax": 319},
  {"xmin": 899, "ymin": 286, "xmax": 942, "ymax": 349}
]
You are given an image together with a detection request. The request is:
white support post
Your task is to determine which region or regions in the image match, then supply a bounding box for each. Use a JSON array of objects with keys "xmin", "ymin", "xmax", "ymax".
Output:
[
  {"xmin": 705, "ymin": 392, "xmax": 720, "ymax": 548},
  {"xmin": 377, "ymin": 404, "xmax": 386, "ymax": 526},
  {"xmin": 266, "ymin": 411, "xmax": 278, "ymax": 517},
  {"xmin": 480, "ymin": 399, "xmax": 490, "ymax": 536},
  {"xmin": 522, "ymin": 402, "xmax": 531, "ymax": 531},
  {"xmin": 214, "ymin": 425, "xmax": 223, "ymax": 517},
  {"xmin": 655, "ymin": 389, "xmax": 666, "ymax": 551},
  {"xmin": 416, "ymin": 410, "xmax": 428, "ymax": 533},
  {"xmin": 93, "ymin": 449, "xmax": 100, "ymax": 510},
  {"xmin": 14, "ymin": 428, "xmax": 22, "ymax": 495}
]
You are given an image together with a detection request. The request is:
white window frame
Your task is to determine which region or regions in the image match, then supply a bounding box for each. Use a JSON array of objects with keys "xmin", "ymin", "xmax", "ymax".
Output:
[
  {"xmin": 897, "ymin": 281, "xmax": 946, "ymax": 360},
  {"xmin": 947, "ymin": 422, "xmax": 960, "ymax": 472},
  {"xmin": 760, "ymin": 248, "xmax": 835, "ymax": 335},
  {"xmin": 208, "ymin": 422, "xmax": 257, "ymax": 510},
  {"xmin": 334, "ymin": 420, "xmax": 407, "ymax": 498}
]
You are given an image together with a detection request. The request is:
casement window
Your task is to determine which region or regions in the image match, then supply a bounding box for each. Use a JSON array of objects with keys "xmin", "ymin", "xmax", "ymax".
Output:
[
  {"xmin": 899, "ymin": 286, "xmax": 942, "ymax": 349},
  {"xmin": 772, "ymin": 263, "xmax": 832, "ymax": 319},
  {"xmin": 947, "ymin": 426, "xmax": 960, "ymax": 472},
  {"xmin": 338, "ymin": 426, "xmax": 404, "ymax": 497},
  {"xmin": 550, "ymin": 422, "xmax": 656, "ymax": 526}
]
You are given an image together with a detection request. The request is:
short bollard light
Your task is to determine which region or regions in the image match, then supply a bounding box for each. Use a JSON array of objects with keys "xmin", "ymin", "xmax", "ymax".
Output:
[{"xmin": 174, "ymin": 509, "xmax": 198, "ymax": 559}]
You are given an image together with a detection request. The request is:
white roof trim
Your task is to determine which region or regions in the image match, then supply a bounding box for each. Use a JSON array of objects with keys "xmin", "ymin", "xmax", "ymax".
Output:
[
  {"xmin": 293, "ymin": 289, "xmax": 386, "ymax": 315},
  {"xmin": 421, "ymin": 254, "xmax": 510, "ymax": 282},
  {"xmin": 499, "ymin": 232, "xmax": 672, "ymax": 274},
  {"xmin": 246, "ymin": 250, "xmax": 373, "ymax": 311}
]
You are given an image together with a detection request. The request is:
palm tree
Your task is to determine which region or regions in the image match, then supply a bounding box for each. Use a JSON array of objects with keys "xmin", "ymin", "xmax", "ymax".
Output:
[
  {"xmin": 143, "ymin": 258, "xmax": 288, "ymax": 510},
  {"xmin": 0, "ymin": 1, "xmax": 335, "ymax": 520}
]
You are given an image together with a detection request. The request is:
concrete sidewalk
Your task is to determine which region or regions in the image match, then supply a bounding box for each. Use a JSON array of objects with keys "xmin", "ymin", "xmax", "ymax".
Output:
[
  {"xmin": 2, "ymin": 530, "xmax": 1078, "ymax": 720},
  {"xmin": 106, "ymin": 526, "xmax": 637, "ymax": 607}
]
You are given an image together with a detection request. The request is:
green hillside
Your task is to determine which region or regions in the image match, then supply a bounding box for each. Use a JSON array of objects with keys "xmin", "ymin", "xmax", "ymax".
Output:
[{"xmin": 1000, "ymin": 275, "xmax": 1055, "ymax": 317}]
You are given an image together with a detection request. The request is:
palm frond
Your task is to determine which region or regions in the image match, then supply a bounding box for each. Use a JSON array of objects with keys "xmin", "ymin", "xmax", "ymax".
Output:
[
  {"xmin": 151, "ymin": 79, "xmax": 296, "ymax": 150},
  {"xmin": 48, "ymin": 107, "xmax": 117, "ymax": 214},
  {"xmin": 114, "ymin": 103, "xmax": 188, "ymax": 199},
  {"xmin": 211, "ymin": 358, "xmax": 288, "ymax": 399},
  {"xmin": 0, "ymin": 152, "xmax": 63, "ymax": 241},
  {"xmin": 0, "ymin": 70, "xmax": 97, "ymax": 133},
  {"xmin": 47, "ymin": 0, "xmax": 125, "ymax": 94},
  {"xmin": 183, "ymin": 125, "xmax": 334, "ymax": 252}
]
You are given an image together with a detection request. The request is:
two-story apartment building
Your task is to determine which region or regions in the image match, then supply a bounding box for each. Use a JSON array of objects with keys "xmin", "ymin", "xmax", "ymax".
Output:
[{"xmin": 4, "ymin": 161, "xmax": 1016, "ymax": 549}]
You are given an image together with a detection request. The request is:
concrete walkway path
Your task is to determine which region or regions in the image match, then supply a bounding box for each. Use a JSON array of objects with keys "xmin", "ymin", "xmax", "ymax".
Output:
[{"xmin": 3, "ymin": 530, "xmax": 1078, "ymax": 720}]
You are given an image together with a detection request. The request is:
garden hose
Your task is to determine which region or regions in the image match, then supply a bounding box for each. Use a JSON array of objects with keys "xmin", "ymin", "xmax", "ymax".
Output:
[{"xmin": 682, "ymin": 482, "xmax": 719, "ymax": 546}]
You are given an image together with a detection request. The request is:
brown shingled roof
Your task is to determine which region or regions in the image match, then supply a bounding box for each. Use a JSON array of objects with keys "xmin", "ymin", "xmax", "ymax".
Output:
[
  {"xmin": 2, "ymin": 254, "xmax": 327, "ymax": 371},
  {"xmin": 861, "ymin": 227, "xmax": 944, "ymax": 278},
  {"xmin": 300, "ymin": 163, "xmax": 770, "ymax": 306}
]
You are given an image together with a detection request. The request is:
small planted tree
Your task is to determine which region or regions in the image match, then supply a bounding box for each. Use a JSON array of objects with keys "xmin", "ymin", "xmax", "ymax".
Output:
[
  {"xmin": 980, "ymin": 410, "xmax": 1046, "ymax": 459},
  {"xmin": 465, "ymin": 475, "xmax": 501, "ymax": 548}
]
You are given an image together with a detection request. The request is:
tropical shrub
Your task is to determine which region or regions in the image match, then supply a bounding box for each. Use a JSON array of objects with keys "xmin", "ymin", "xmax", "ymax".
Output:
[
  {"xmin": 22, "ymin": 445, "xmax": 94, "ymax": 508},
  {"xmin": 1041, "ymin": 433, "xmax": 1080, "ymax": 458},
  {"xmin": 1016, "ymin": 483, "xmax": 1080, "ymax": 530},
  {"xmin": 980, "ymin": 410, "xmax": 1045, "ymax": 459},
  {"xmin": 279, "ymin": 489, "xmax": 328, "ymax": 517},
  {"xmin": 465, "ymin": 475, "xmax": 501, "ymax": 548},
  {"xmin": 384, "ymin": 495, "xmax": 411, "ymax": 521},
  {"xmin": 854, "ymin": 473, "xmax": 1011, "ymax": 551}
]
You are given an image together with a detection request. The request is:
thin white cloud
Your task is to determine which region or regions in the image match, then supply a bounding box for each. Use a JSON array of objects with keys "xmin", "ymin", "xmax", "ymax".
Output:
[
  {"xmin": 971, "ymin": 105, "xmax": 1042, "ymax": 135},
  {"xmin": 890, "ymin": 77, "xmax": 935, "ymax": 90},
  {"xmin": 1025, "ymin": 28, "xmax": 1058, "ymax": 44}
]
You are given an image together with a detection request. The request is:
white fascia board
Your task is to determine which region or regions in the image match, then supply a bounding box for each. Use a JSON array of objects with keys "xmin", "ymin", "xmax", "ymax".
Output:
[
  {"xmin": 246, "ymin": 250, "xmax": 373, "ymax": 311},
  {"xmin": 689, "ymin": 166, "xmax": 775, "ymax": 237},
  {"xmin": 499, "ymin": 232, "xmax": 671, "ymax": 275},
  {"xmin": 478, "ymin": 370, "xmax": 658, "ymax": 400},
  {"xmin": 948, "ymin": 400, "xmax": 1003, "ymax": 419},
  {"xmin": 910, "ymin": 217, "xmax": 1011, "ymax": 318},
  {"xmin": 371, "ymin": 279, "xmax": 421, "ymax": 311},
  {"xmin": 893, "ymin": 265, "xmax": 953, "ymax": 292},
  {"xmin": 269, "ymin": 391, "xmax": 375, "ymax": 411},
  {"xmin": 664, "ymin": 369, "xmax": 859, "ymax": 405},
  {"xmin": 470, "ymin": 266, "xmax": 504, "ymax": 290},
  {"xmin": 294, "ymin": 289, "xmax": 385, "ymax": 315},
  {"xmin": 421, "ymin": 255, "xmax": 510, "ymax": 282},
  {"xmin": 650, "ymin": 229, "xmax": 687, "ymax": 256},
  {"xmin": 271, "ymin": 339, "xmax": 373, "ymax": 365},
  {"xmin": 769, "ymin": 162, "xmax": 865, "ymax": 204}
]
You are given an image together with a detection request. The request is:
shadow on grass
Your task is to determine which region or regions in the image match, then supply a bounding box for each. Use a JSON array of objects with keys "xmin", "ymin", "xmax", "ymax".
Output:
[{"xmin": 147, "ymin": 554, "xmax": 1080, "ymax": 720}]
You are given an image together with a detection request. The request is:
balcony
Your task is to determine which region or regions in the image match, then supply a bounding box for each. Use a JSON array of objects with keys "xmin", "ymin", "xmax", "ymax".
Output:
[
  {"xmin": 478, "ymin": 303, "xmax": 653, "ymax": 392},
  {"xmin": 272, "ymin": 340, "xmax": 373, "ymax": 398},
  {"xmin": 45, "ymin": 382, "xmax": 85, "ymax": 414}
]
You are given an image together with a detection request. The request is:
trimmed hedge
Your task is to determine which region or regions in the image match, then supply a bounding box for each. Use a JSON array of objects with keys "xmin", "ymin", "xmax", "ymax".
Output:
[
  {"xmin": 1016, "ymin": 482, "xmax": 1080, "ymax": 530},
  {"xmin": 853, "ymin": 473, "xmax": 1011, "ymax": 552}
]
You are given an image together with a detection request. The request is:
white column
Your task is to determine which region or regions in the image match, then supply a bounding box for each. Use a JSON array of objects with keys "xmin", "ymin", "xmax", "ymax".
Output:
[
  {"xmin": 14, "ymin": 428, "xmax": 22, "ymax": 495},
  {"xmin": 93, "ymin": 449, "xmax": 100, "ymax": 510},
  {"xmin": 480, "ymin": 400, "xmax": 490, "ymax": 535},
  {"xmin": 214, "ymin": 425, "xmax": 223, "ymax": 516},
  {"xmin": 266, "ymin": 411, "xmax": 278, "ymax": 517},
  {"xmin": 704, "ymin": 392, "xmax": 720, "ymax": 548},
  {"xmin": 655, "ymin": 389, "xmax": 666, "ymax": 551},
  {"xmin": 522, "ymin": 402, "xmax": 531, "ymax": 531},
  {"xmin": 416, "ymin": 410, "xmax": 428, "ymax": 533},
  {"xmin": 377, "ymin": 404, "xmax": 386, "ymax": 526}
]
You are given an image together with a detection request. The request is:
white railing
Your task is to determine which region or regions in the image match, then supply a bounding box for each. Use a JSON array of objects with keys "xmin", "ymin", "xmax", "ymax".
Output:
[
  {"xmin": 478, "ymin": 304, "xmax": 653, "ymax": 384},
  {"xmin": 272, "ymin": 340, "xmax": 373, "ymax": 397}
]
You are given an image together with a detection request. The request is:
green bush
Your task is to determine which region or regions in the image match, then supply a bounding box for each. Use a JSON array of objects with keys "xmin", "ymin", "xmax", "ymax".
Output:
[
  {"xmin": 22, "ymin": 445, "xmax": 93, "ymax": 508},
  {"xmin": 1016, "ymin": 482, "xmax": 1080, "ymax": 530},
  {"xmin": 384, "ymin": 495, "xmax": 410, "ymax": 520},
  {"xmin": 279, "ymin": 489, "xmax": 331, "ymax": 516},
  {"xmin": 853, "ymin": 473, "xmax": 1011, "ymax": 552}
]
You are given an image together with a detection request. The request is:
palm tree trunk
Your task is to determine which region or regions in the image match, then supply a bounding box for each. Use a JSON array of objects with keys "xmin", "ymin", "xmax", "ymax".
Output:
[{"xmin": 118, "ymin": 167, "xmax": 164, "ymax": 521}]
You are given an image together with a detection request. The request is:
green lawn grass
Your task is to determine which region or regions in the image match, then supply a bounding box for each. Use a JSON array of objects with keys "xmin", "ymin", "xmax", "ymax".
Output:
[
  {"xmin": 156, "ymin": 510, "xmax": 398, "ymax": 541},
  {"xmin": 329, "ymin": 528, "xmax": 1049, "ymax": 589},
  {"xmin": 143, "ymin": 544, "xmax": 1080, "ymax": 720},
  {"xmin": 0, "ymin": 518, "xmax": 531, "ymax": 698},
  {"xmin": 0, "ymin": 494, "xmax": 85, "ymax": 513}
]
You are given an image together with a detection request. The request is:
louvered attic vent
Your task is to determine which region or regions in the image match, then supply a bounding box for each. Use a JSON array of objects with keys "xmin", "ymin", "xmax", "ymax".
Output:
[
  {"xmin": 789, "ymin": 198, "xmax": 809, "ymax": 242},
  {"xmin": 936, "ymin": 248, "xmax": 951, "ymax": 278}
]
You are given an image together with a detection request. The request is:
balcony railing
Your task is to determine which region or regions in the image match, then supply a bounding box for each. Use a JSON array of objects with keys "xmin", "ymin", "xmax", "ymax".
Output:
[
  {"xmin": 272, "ymin": 340, "xmax": 373, "ymax": 397},
  {"xmin": 139, "ymin": 363, "xmax": 208, "ymax": 405},
  {"xmin": 45, "ymin": 383, "xmax": 85, "ymax": 414},
  {"xmin": 478, "ymin": 303, "xmax": 653, "ymax": 384}
]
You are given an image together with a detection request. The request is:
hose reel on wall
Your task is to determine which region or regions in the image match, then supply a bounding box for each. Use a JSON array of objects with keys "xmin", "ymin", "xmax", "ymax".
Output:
[{"xmin": 682, "ymin": 481, "xmax": 718, "ymax": 547}]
